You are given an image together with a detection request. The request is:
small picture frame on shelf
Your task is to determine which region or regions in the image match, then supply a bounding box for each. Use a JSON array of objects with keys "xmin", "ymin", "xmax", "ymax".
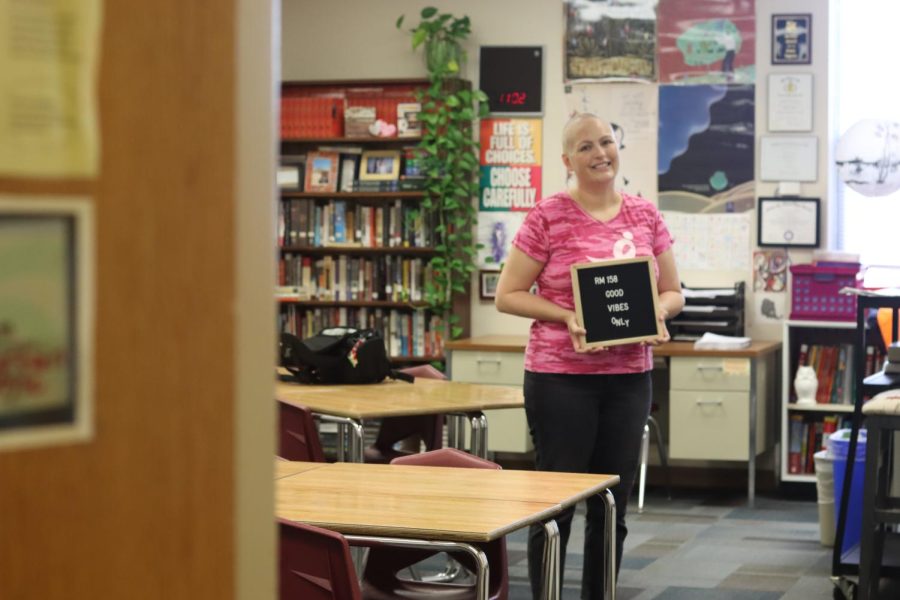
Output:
[
  {"xmin": 479, "ymin": 270, "xmax": 501, "ymax": 300},
  {"xmin": 397, "ymin": 102, "xmax": 422, "ymax": 138},
  {"xmin": 772, "ymin": 13, "xmax": 811, "ymax": 65},
  {"xmin": 360, "ymin": 150, "xmax": 401, "ymax": 181},
  {"xmin": 304, "ymin": 151, "xmax": 339, "ymax": 192},
  {"xmin": 344, "ymin": 106, "xmax": 376, "ymax": 137}
]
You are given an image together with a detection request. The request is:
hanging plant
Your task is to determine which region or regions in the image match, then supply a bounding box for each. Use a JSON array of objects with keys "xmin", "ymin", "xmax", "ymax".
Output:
[{"xmin": 397, "ymin": 7, "xmax": 489, "ymax": 341}]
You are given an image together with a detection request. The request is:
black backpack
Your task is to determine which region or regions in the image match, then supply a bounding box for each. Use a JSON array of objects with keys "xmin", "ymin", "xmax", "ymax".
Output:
[{"xmin": 279, "ymin": 327, "xmax": 413, "ymax": 385}]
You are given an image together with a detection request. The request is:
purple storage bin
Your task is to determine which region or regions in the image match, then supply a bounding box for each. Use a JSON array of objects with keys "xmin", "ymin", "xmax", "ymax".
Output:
[{"xmin": 790, "ymin": 264, "xmax": 860, "ymax": 321}]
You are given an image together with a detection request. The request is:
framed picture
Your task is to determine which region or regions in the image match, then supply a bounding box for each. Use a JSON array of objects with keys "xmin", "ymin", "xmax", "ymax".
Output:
[
  {"xmin": 772, "ymin": 14, "xmax": 811, "ymax": 65},
  {"xmin": 304, "ymin": 151, "xmax": 339, "ymax": 192},
  {"xmin": 767, "ymin": 73, "xmax": 813, "ymax": 132},
  {"xmin": 359, "ymin": 150, "xmax": 401, "ymax": 181},
  {"xmin": 479, "ymin": 270, "xmax": 500, "ymax": 300},
  {"xmin": 759, "ymin": 135, "xmax": 818, "ymax": 182},
  {"xmin": 0, "ymin": 196, "xmax": 94, "ymax": 451},
  {"xmin": 757, "ymin": 196, "xmax": 820, "ymax": 248}
]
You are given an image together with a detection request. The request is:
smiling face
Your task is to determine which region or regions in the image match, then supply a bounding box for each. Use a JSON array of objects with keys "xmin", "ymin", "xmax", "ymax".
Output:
[{"xmin": 562, "ymin": 115, "xmax": 619, "ymax": 188}]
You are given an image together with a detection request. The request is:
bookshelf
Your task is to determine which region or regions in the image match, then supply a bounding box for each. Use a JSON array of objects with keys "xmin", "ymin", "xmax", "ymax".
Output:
[
  {"xmin": 780, "ymin": 319, "xmax": 882, "ymax": 483},
  {"xmin": 278, "ymin": 78, "xmax": 461, "ymax": 365}
]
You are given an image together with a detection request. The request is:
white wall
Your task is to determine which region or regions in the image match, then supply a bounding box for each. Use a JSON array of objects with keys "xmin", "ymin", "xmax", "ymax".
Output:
[{"xmin": 283, "ymin": 0, "xmax": 831, "ymax": 342}]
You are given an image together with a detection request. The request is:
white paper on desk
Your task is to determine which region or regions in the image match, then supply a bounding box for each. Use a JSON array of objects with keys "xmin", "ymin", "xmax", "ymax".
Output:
[
  {"xmin": 693, "ymin": 332, "xmax": 751, "ymax": 350},
  {"xmin": 682, "ymin": 288, "xmax": 736, "ymax": 298}
]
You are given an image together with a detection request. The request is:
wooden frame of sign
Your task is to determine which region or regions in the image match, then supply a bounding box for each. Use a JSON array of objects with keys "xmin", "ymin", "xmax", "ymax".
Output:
[{"xmin": 570, "ymin": 256, "xmax": 662, "ymax": 348}]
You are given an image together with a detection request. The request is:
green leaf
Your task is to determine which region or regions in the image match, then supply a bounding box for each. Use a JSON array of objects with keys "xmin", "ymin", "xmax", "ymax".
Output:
[
  {"xmin": 421, "ymin": 7, "xmax": 438, "ymax": 18},
  {"xmin": 412, "ymin": 29, "xmax": 428, "ymax": 49},
  {"xmin": 474, "ymin": 90, "xmax": 489, "ymax": 102},
  {"xmin": 396, "ymin": 15, "xmax": 405, "ymax": 29},
  {"xmin": 445, "ymin": 95, "xmax": 461, "ymax": 107}
]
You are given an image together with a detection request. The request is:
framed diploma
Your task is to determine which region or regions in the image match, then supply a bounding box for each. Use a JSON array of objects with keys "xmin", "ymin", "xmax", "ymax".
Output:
[
  {"xmin": 570, "ymin": 256, "xmax": 662, "ymax": 348},
  {"xmin": 759, "ymin": 135, "xmax": 818, "ymax": 182},
  {"xmin": 757, "ymin": 196, "xmax": 820, "ymax": 248},
  {"xmin": 768, "ymin": 73, "xmax": 813, "ymax": 132}
]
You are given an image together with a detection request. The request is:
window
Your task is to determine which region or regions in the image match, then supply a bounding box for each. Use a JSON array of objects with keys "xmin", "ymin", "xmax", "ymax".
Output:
[{"xmin": 833, "ymin": 0, "xmax": 900, "ymax": 267}]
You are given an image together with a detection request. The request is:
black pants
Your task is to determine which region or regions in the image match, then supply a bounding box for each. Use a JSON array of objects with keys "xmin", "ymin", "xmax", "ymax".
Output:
[{"xmin": 523, "ymin": 370, "xmax": 651, "ymax": 600}]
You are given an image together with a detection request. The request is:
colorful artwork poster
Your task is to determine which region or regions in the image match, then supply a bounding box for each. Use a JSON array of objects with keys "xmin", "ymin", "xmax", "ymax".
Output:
[
  {"xmin": 565, "ymin": 83, "xmax": 658, "ymax": 201},
  {"xmin": 479, "ymin": 118, "xmax": 542, "ymax": 212},
  {"xmin": 657, "ymin": 0, "xmax": 755, "ymax": 84},
  {"xmin": 0, "ymin": 197, "xmax": 94, "ymax": 451},
  {"xmin": 658, "ymin": 84, "xmax": 755, "ymax": 213},
  {"xmin": 564, "ymin": 0, "xmax": 657, "ymax": 81},
  {"xmin": 753, "ymin": 249, "xmax": 788, "ymax": 292},
  {"xmin": 477, "ymin": 211, "xmax": 526, "ymax": 269}
]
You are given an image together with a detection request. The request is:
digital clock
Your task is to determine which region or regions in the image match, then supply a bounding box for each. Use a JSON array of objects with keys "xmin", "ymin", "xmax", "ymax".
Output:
[{"xmin": 479, "ymin": 46, "xmax": 543, "ymax": 114}]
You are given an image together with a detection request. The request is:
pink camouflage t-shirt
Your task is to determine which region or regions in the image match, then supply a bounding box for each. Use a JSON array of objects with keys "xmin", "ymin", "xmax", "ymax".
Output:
[{"xmin": 512, "ymin": 191, "xmax": 674, "ymax": 374}]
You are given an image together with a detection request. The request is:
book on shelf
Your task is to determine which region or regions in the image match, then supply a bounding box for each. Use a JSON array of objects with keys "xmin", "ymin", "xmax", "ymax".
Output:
[
  {"xmin": 338, "ymin": 154, "xmax": 359, "ymax": 192},
  {"xmin": 304, "ymin": 151, "xmax": 339, "ymax": 192},
  {"xmin": 883, "ymin": 359, "xmax": 900, "ymax": 374},
  {"xmin": 888, "ymin": 341, "xmax": 900, "ymax": 363}
]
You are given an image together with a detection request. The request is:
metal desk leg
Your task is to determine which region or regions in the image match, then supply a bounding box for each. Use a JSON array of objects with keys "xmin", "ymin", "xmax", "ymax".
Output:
[
  {"xmin": 748, "ymin": 359, "xmax": 757, "ymax": 508},
  {"xmin": 600, "ymin": 489, "xmax": 617, "ymax": 600},
  {"xmin": 541, "ymin": 519, "xmax": 561, "ymax": 600},
  {"xmin": 316, "ymin": 414, "xmax": 365, "ymax": 463},
  {"xmin": 468, "ymin": 412, "xmax": 488, "ymax": 459}
]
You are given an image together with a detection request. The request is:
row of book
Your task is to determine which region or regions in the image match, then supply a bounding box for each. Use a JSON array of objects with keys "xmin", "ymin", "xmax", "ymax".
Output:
[
  {"xmin": 280, "ymin": 95, "xmax": 343, "ymax": 139},
  {"xmin": 278, "ymin": 255, "xmax": 431, "ymax": 303},
  {"xmin": 280, "ymin": 89, "xmax": 421, "ymax": 140},
  {"xmin": 278, "ymin": 199, "xmax": 435, "ymax": 250},
  {"xmin": 280, "ymin": 306, "xmax": 444, "ymax": 359},
  {"xmin": 792, "ymin": 343, "xmax": 856, "ymax": 405},
  {"xmin": 787, "ymin": 414, "xmax": 850, "ymax": 475}
]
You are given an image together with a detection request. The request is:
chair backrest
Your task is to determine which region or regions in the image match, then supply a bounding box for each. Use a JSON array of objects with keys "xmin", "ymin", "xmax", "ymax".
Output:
[
  {"xmin": 398, "ymin": 364, "xmax": 447, "ymax": 381},
  {"xmin": 278, "ymin": 519, "xmax": 360, "ymax": 600},
  {"xmin": 391, "ymin": 447, "xmax": 499, "ymax": 470},
  {"xmin": 277, "ymin": 401, "xmax": 326, "ymax": 462}
]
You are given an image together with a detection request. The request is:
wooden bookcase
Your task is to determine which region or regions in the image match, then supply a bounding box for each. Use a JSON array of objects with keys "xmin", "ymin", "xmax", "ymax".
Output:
[{"xmin": 278, "ymin": 79, "xmax": 469, "ymax": 364}]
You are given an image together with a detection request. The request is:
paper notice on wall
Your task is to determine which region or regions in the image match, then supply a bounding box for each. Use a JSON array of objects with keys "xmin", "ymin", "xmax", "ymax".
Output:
[
  {"xmin": 0, "ymin": 0, "xmax": 103, "ymax": 178},
  {"xmin": 661, "ymin": 210, "xmax": 751, "ymax": 271}
]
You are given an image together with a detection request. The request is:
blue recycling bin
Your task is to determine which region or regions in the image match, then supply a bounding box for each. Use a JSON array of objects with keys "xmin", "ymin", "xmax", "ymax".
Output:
[{"xmin": 829, "ymin": 428, "xmax": 867, "ymax": 555}]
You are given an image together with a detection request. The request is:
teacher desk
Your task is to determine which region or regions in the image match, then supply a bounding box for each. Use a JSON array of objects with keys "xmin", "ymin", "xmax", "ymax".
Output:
[
  {"xmin": 276, "ymin": 461, "xmax": 620, "ymax": 600},
  {"xmin": 445, "ymin": 336, "xmax": 781, "ymax": 506},
  {"xmin": 276, "ymin": 378, "xmax": 523, "ymax": 462}
]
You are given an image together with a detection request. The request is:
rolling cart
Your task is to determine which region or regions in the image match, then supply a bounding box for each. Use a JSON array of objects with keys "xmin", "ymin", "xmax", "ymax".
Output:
[{"xmin": 832, "ymin": 294, "xmax": 900, "ymax": 599}]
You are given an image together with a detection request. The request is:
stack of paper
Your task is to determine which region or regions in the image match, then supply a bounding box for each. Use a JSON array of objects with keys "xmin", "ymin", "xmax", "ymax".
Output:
[{"xmin": 693, "ymin": 332, "xmax": 751, "ymax": 350}]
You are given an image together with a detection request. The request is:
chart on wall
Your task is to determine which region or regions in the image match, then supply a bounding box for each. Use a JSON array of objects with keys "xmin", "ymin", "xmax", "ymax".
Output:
[
  {"xmin": 563, "ymin": 0, "xmax": 658, "ymax": 81},
  {"xmin": 565, "ymin": 83, "xmax": 658, "ymax": 201},
  {"xmin": 657, "ymin": 0, "xmax": 755, "ymax": 85},
  {"xmin": 658, "ymin": 84, "xmax": 755, "ymax": 213}
]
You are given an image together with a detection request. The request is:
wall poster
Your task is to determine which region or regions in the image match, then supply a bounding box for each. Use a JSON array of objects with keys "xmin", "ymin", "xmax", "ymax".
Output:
[
  {"xmin": 565, "ymin": 83, "xmax": 658, "ymax": 201},
  {"xmin": 0, "ymin": 197, "xmax": 94, "ymax": 451},
  {"xmin": 657, "ymin": 0, "xmax": 755, "ymax": 84},
  {"xmin": 658, "ymin": 84, "xmax": 756, "ymax": 213},
  {"xmin": 564, "ymin": 0, "xmax": 658, "ymax": 81},
  {"xmin": 478, "ymin": 118, "xmax": 542, "ymax": 268}
]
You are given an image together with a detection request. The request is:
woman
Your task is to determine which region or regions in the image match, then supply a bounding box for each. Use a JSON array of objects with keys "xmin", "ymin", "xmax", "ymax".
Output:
[{"xmin": 494, "ymin": 112, "xmax": 684, "ymax": 599}]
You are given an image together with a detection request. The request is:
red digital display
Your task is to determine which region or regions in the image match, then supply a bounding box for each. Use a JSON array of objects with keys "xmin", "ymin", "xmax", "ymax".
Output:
[{"xmin": 498, "ymin": 92, "xmax": 528, "ymax": 106}]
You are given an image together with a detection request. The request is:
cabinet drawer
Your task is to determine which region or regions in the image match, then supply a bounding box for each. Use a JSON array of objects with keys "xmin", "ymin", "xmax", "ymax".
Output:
[
  {"xmin": 670, "ymin": 356, "xmax": 751, "ymax": 392},
  {"xmin": 450, "ymin": 351, "xmax": 525, "ymax": 386},
  {"xmin": 669, "ymin": 390, "xmax": 749, "ymax": 460}
]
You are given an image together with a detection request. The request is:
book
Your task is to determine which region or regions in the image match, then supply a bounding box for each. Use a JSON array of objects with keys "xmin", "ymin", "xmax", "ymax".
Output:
[
  {"xmin": 339, "ymin": 155, "xmax": 359, "ymax": 193},
  {"xmin": 305, "ymin": 151, "xmax": 339, "ymax": 192}
]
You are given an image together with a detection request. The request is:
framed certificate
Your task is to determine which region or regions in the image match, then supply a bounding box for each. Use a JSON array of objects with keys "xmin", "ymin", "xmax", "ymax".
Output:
[
  {"xmin": 768, "ymin": 73, "xmax": 813, "ymax": 132},
  {"xmin": 757, "ymin": 196, "xmax": 820, "ymax": 248},
  {"xmin": 759, "ymin": 135, "xmax": 818, "ymax": 182}
]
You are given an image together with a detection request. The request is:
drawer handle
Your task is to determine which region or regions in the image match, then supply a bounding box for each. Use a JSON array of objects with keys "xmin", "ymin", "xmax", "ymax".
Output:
[
  {"xmin": 696, "ymin": 365, "xmax": 724, "ymax": 372},
  {"xmin": 476, "ymin": 359, "xmax": 502, "ymax": 365},
  {"xmin": 695, "ymin": 399, "xmax": 724, "ymax": 406}
]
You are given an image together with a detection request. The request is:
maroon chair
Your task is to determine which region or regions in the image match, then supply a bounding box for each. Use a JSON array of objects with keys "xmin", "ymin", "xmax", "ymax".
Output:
[
  {"xmin": 277, "ymin": 401, "xmax": 327, "ymax": 462},
  {"xmin": 364, "ymin": 365, "xmax": 446, "ymax": 463},
  {"xmin": 278, "ymin": 519, "xmax": 360, "ymax": 600},
  {"xmin": 361, "ymin": 448, "xmax": 509, "ymax": 600}
]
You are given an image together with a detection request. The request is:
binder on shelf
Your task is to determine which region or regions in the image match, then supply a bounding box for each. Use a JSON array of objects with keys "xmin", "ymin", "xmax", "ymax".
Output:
[{"xmin": 668, "ymin": 282, "xmax": 745, "ymax": 342}]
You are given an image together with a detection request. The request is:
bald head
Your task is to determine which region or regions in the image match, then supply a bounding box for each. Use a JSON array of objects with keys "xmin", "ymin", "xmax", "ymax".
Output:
[{"xmin": 562, "ymin": 113, "xmax": 612, "ymax": 154}]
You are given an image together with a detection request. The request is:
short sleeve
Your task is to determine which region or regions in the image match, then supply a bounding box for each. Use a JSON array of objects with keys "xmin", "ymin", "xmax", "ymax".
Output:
[
  {"xmin": 512, "ymin": 205, "xmax": 550, "ymax": 263},
  {"xmin": 652, "ymin": 209, "xmax": 674, "ymax": 256}
]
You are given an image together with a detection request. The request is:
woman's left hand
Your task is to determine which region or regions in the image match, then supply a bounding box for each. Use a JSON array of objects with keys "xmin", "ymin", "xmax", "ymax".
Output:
[{"xmin": 644, "ymin": 307, "xmax": 671, "ymax": 346}]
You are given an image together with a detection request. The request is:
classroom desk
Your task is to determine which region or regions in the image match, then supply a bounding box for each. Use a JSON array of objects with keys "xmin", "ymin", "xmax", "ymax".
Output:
[
  {"xmin": 276, "ymin": 461, "xmax": 620, "ymax": 600},
  {"xmin": 445, "ymin": 336, "xmax": 781, "ymax": 506},
  {"xmin": 276, "ymin": 378, "xmax": 524, "ymax": 462}
]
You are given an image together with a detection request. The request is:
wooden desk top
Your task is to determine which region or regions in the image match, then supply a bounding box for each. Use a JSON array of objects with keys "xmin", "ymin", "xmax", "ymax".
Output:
[
  {"xmin": 276, "ymin": 378, "xmax": 524, "ymax": 419},
  {"xmin": 276, "ymin": 462, "xmax": 617, "ymax": 542},
  {"xmin": 274, "ymin": 459, "xmax": 326, "ymax": 479},
  {"xmin": 445, "ymin": 335, "xmax": 781, "ymax": 359}
]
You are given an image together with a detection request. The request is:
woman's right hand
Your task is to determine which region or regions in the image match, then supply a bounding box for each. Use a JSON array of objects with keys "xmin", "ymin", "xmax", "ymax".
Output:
[{"xmin": 566, "ymin": 312, "xmax": 607, "ymax": 353}]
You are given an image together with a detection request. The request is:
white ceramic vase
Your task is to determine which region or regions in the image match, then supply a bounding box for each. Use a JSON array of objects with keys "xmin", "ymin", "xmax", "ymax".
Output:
[{"xmin": 794, "ymin": 365, "xmax": 818, "ymax": 405}]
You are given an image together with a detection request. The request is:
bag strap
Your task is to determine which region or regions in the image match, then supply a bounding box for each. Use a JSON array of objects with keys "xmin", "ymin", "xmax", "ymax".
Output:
[{"xmin": 390, "ymin": 370, "xmax": 415, "ymax": 383}]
